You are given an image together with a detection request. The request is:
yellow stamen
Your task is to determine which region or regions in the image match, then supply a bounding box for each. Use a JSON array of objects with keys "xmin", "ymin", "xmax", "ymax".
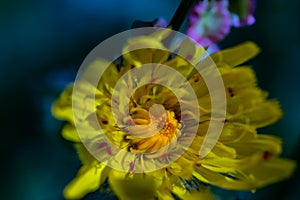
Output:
[{"xmin": 128, "ymin": 110, "xmax": 180, "ymax": 153}]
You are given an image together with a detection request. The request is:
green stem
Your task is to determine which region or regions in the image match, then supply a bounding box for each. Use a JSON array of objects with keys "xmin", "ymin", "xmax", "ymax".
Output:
[{"xmin": 168, "ymin": 0, "xmax": 197, "ymax": 31}]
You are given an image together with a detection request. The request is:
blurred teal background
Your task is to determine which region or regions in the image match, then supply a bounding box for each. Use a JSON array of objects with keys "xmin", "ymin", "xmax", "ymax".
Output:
[{"xmin": 0, "ymin": 0, "xmax": 299, "ymax": 199}]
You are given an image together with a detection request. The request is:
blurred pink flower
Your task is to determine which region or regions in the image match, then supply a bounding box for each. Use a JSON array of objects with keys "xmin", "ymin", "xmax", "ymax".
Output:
[{"xmin": 187, "ymin": 0, "xmax": 231, "ymax": 47}]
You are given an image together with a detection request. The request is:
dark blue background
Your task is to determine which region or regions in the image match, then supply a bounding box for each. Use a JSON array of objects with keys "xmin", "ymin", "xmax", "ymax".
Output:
[{"xmin": 1, "ymin": 0, "xmax": 299, "ymax": 199}]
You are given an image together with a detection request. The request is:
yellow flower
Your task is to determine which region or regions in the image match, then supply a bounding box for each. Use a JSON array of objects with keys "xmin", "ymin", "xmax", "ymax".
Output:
[{"xmin": 52, "ymin": 30, "xmax": 296, "ymax": 200}]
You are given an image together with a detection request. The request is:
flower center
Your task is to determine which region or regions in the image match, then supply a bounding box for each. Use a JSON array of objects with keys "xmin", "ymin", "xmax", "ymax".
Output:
[{"xmin": 126, "ymin": 110, "xmax": 181, "ymax": 154}]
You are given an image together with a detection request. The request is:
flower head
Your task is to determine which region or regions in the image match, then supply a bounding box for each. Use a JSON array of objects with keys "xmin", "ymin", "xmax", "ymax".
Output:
[
  {"xmin": 52, "ymin": 29, "xmax": 295, "ymax": 199},
  {"xmin": 187, "ymin": 0, "xmax": 257, "ymax": 46},
  {"xmin": 187, "ymin": 0, "xmax": 232, "ymax": 47}
]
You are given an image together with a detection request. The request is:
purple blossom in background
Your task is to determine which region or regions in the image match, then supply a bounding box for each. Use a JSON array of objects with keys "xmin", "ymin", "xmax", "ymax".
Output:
[
  {"xmin": 187, "ymin": 0, "xmax": 257, "ymax": 47},
  {"xmin": 187, "ymin": 0, "xmax": 231, "ymax": 47}
]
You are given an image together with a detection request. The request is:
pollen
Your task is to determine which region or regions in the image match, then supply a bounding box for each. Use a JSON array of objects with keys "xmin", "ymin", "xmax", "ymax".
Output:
[{"xmin": 127, "ymin": 110, "xmax": 180, "ymax": 153}]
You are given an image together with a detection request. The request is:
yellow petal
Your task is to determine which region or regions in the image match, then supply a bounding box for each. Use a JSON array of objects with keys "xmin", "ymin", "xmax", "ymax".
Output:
[
  {"xmin": 51, "ymin": 85, "xmax": 73, "ymax": 123},
  {"xmin": 151, "ymin": 27, "xmax": 171, "ymax": 41},
  {"xmin": 75, "ymin": 144, "xmax": 96, "ymax": 165},
  {"xmin": 227, "ymin": 134, "xmax": 283, "ymax": 157},
  {"xmin": 226, "ymin": 87, "xmax": 267, "ymax": 114},
  {"xmin": 167, "ymin": 173, "xmax": 214, "ymax": 200},
  {"xmin": 122, "ymin": 38, "xmax": 168, "ymax": 66},
  {"xmin": 176, "ymin": 37, "xmax": 205, "ymax": 65},
  {"xmin": 220, "ymin": 67, "xmax": 257, "ymax": 88},
  {"xmin": 168, "ymin": 155, "xmax": 195, "ymax": 179},
  {"xmin": 186, "ymin": 190, "xmax": 214, "ymax": 200},
  {"xmin": 188, "ymin": 72, "xmax": 209, "ymax": 98},
  {"xmin": 243, "ymin": 158, "xmax": 296, "ymax": 188},
  {"xmin": 72, "ymin": 80, "xmax": 107, "ymax": 121},
  {"xmin": 194, "ymin": 156, "xmax": 296, "ymax": 191},
  {"xmin": 108, "ymin": 169, "xmax": 161, "ymax": 200},
  {"xmin": 61, "ymin": 124, "xmax": 80, "ymax": 142},
  {"xmin": 163, "ymin": 56, "xmax": 194, "ymax": 77},
  {"xmin": 80, "ymin": 59, "xmax": 118, "ymax": 88},
  {"xmin": 156, "ymin": 176, "xmax": 175, "ymax": 200},
  {"xmin": 95, "ymin": 103, "xmax": 117, "ymax": 131},
  {"xmin": 64, "ymin": 163, "xmax": 109, "ymax": 199},
  {"xmin": 96, "ymin": 61, "xmax": 120, "ymax": 97},
  {"xmin": 188, "ymin": 136, "xmax": 236, "ymax": 159},
  {"xmin": 201, "ymin": 151, "xmax": 261, "ymax": 173},
  {"xmin": 167, "ymin": 174, "xmax": 187, "ymax": 199},
  {"xmin": 193, "ymin": 166, "xmax": 256, "ymax": 190},
  {"xmin": 211, "ymin": 42, "xmax": 260, "ymax": 67},
  {"xmin": 157, "ymin": 188, "xmax": 174, "ymax": 200},
  {"xmin": 227, "ymin": 100, "xmax": 283, "ymax": 128},
  {"xmin": 214, "ymin": 122, "xmax": 256, "ymax": 143}
]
